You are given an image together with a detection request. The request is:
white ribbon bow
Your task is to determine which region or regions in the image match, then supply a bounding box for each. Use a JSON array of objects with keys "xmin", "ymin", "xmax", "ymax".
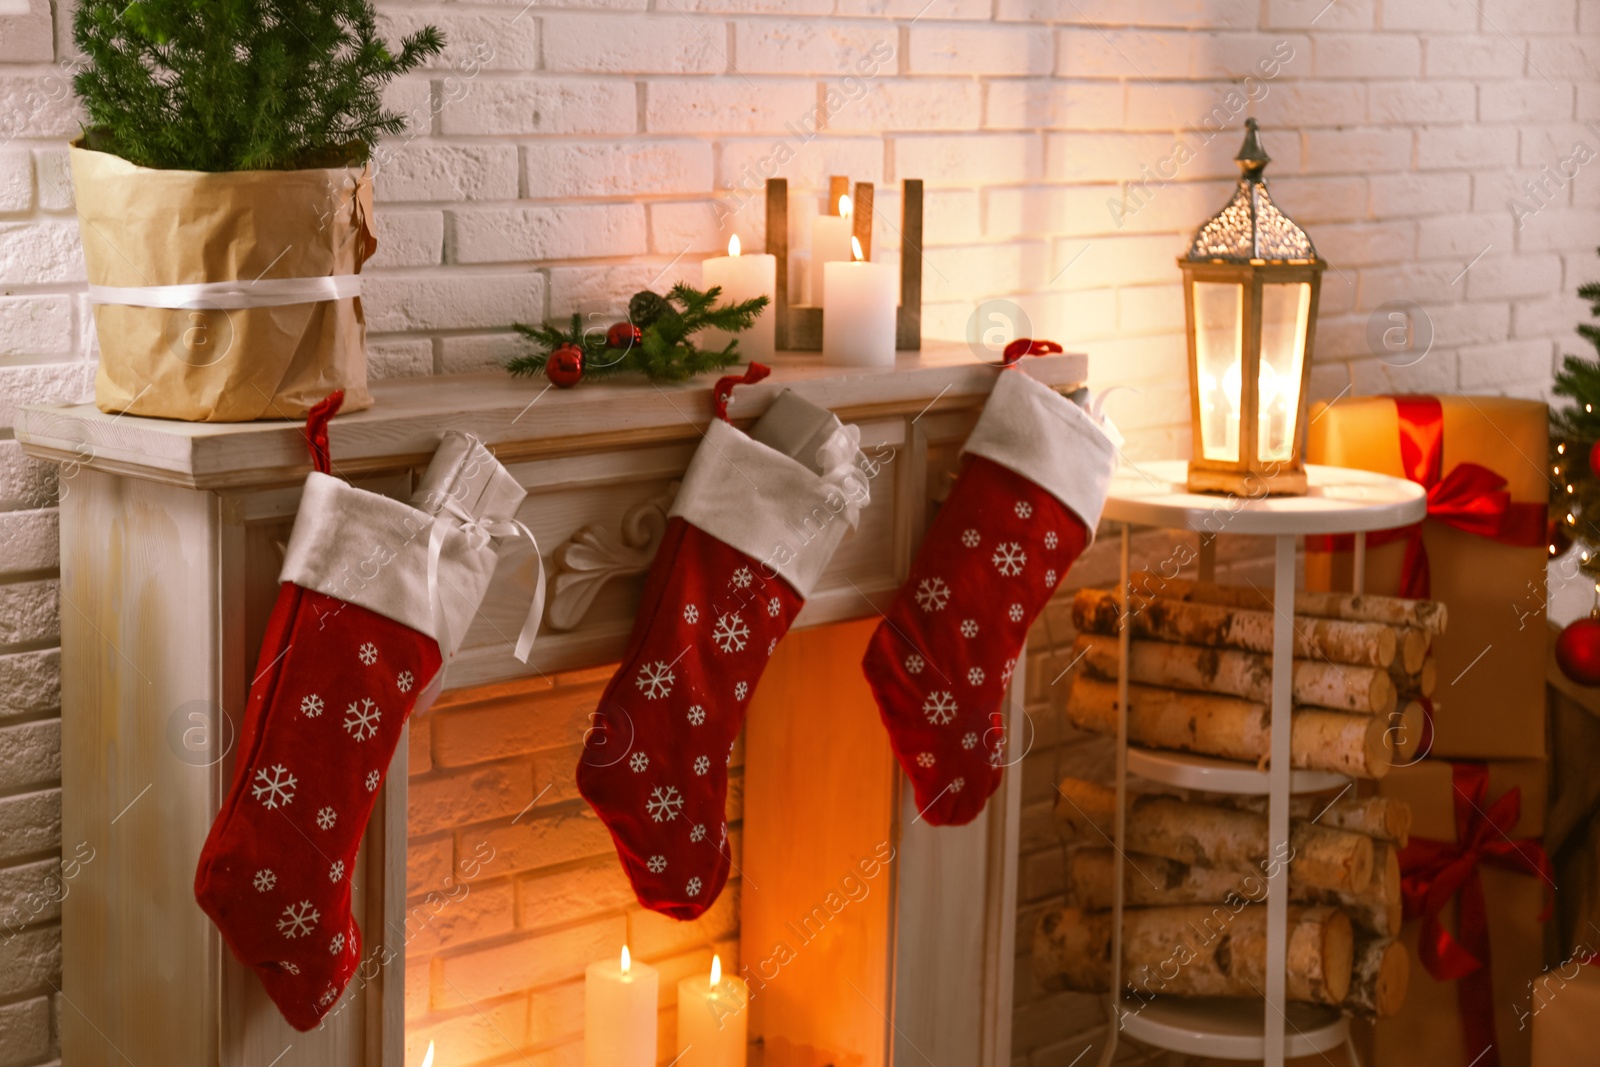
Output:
[
  {"xmin": 815, "ymin": 422, "xmax": 870, "ymax": 528},
  {"xmin": 425, "ymin": 495, "xmax": 546, "ymax": 666}
]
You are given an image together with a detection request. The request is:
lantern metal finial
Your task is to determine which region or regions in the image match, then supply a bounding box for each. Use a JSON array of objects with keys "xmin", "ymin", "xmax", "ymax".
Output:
[{"xmin": 1185, "ymin": 120, "xmax": 1320, "ymax": 265}]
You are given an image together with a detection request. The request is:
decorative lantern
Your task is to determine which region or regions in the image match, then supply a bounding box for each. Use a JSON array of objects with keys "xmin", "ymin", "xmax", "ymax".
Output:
[{"xmin": 1181, "ymin": 119, "xmax": 1326, "ymax": 496}]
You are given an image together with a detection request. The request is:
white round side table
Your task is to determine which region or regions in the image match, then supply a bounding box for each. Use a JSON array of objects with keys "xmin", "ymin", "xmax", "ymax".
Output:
[{"xmin": 1093, "ymin": 461, "xmax": 1426, "ymax": 1067}]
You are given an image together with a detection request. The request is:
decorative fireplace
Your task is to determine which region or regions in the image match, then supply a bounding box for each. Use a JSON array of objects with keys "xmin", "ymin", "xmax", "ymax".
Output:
[{"xmin": 17, "ymin": 344, "xmax": 1086, "ymax": 1067}]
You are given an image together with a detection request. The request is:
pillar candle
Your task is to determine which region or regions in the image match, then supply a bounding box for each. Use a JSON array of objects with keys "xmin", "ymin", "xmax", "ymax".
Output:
[
  {"xmin": 809, "ymin": 193, "xmax": 853, "ymax": 307},
  {"xmin": 822, "ymin": 237, "xmax": 896, "ymax": 367},
  {"xmin": 675, "ymin": 955, "xmax": 748, "ymax": 1066},
  {"xmin": 700, "ymin": 234, "xmax": 776, "ymax": 361},
  {"xmin": 584, "ymin": 946, "xmax": 658, "ymax": 1067}
]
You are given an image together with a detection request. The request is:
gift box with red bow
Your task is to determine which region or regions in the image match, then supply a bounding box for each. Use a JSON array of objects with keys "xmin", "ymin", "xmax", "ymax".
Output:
[
  {"xmin": 1359, "ymin": 759, "xmax": 1553, "ymax": 1067},
  {"xmin": 1305, "ymin": 395, "xmax": 1549, "ymax": 759}
]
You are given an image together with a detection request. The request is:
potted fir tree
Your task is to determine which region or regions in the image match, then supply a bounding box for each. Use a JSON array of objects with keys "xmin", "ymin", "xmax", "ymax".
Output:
[{"xmin": 70, "ymin": 0, "xmax": 443, "ymax": 421}]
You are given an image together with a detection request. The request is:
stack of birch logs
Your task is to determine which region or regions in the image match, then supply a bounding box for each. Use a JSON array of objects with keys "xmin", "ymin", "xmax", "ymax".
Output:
[
  {"xmin": 1066, "ymin": 575, "xmax": 1446, "ymax": 779},
  {"xmin": 1034, "ymin": 779, "xmax": 1412, "ymax": 1018}
]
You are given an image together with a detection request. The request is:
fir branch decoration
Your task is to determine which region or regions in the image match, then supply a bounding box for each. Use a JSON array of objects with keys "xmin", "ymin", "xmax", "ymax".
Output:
[
  {"xmin": 507, "ymin": 284, "xmax": 770, "ymax": 384},
  {"xmin": 72, "ymin": 0, "xmax": 444, "ymax": 172},
  {"xmin": 1549, "ymin": 250, "xmax": 1600, "ymax": 574}
]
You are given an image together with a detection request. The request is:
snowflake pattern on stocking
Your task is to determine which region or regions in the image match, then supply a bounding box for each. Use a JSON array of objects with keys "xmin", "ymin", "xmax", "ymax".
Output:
[
  {"xmin": 647, "ymin": 786, "xmax": 684, "ymax": 822},
  {"xmin": 923, "ymin": 691, "xmax": 957, "ymax": 725},
  {"xmin": 690, "ymin": 823, "xmax": 707, "ymax": 842},
  {"xmin": 960, "ymin": 619, "xmax": 979, "ymax": 638},
  {"xmin": 1009, "ymin": 603, "xmax": 1024, "ymax": 622},
  {"xmin": 1015, "ymin": 501, "xmax": 1033, "ymax": 519},
  {"xmin": 905, "ymin": 654, "xmax": 925, "ymax": 674},
  {"xmin": 329, "ymin": 860, "xmax": 345, "ymax": 883},
  {"xmin": 712, "ymin": 612, "xmax": 750, "ymax": 653},
  {"xmin": 961, "ymin": 528, "xmax": 981, "ymax": 548},
  {"xmin": 693, "ymin": 755, "xmax": 710, "ymax": 776},
  {"xmin": 364, "ymin": 770, "xmax": 380, "ymax": 792},
  {"xmin": 962, "ymin": 732, "xmax": 979, "ymax": 750},
  {"xmin": 278, "ymin": 901, "xmax": 319, "ymax": 939},
  {"xmin": 343, "ymin": 698, "xmax": 381, "ymax": 741},
  {"xmin": 731, "ymin": 566, "xmax": 754, "ymax": 589},
  {"xmin": 734, "ymin": 681, "xmax": 749, "ymax": 700},
  {"xmin": 252, "ymin": 764, "xmax": 297, "ymax": 810},
  {"xmin": 254, "ymin": 869, "xmax": 277, "ymax": 893},
  {"xmin": 357, "ymin": 642, "xmax": 378, "ymax": 666},
  {"xmin": 684, "ymin": 604, "xmax": 700, "ymax": 624},
  {"xmin": 915, "ymin": 577, "xmax": 950, "ymax": 612},
  {"xmin": 636, "ymin": 661, "xmax": 675, "ymax": 700},
  {"xmin": 316, "ymin": 806, "xmax": 337, "ymax": 830},
  {"xmin": 329, "ymin": 932, "xmax": 345, "ymax": 955},
  {"xmin": 916, "ymin": 752, "xmax": 936, "ymax": 768},
  {"xmin": 629, "ymin": 752, "xmax": 649, "ymax": 773},
  {"xmin": 648, "ymin": 855, "xmax": 667, "ymax": 873},
  {"xmin": 968, "ymin": 667, "xmax": 985, "ymax": 686},
  {"xmin": 396, "ymin": 671, "xmax": 414, "ymax": 693},
  {"xmin": 992, "ymin": 542, "xmax": 1026, "ymax": 577},
  {"xmin": 1044, "ymin": 531, "xmax": 1059, "ymax": 550},
  {"xmin": 300, "ymin": 694, "xmax": 324, "ymax": 718},
  {"xmin": 768, "ymin": 597, "xmax": 782, "ymax": 617},
  {"xmin": 687, "ymin": 705, "xmax": 706, "ymax": 725},
  {"xmin": 686, "ymin": 877, "xmax": 703, "ymax": 897}
]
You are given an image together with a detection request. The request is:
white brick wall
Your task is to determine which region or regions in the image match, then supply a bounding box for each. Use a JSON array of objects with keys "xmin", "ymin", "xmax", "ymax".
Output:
[{"xmin": 2, "ymin": 0, "xmax": 1598, "ymax": 1064}]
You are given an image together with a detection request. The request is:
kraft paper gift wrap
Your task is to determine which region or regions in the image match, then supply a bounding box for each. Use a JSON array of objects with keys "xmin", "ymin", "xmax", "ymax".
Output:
[
  {"xmin": 1363, "ymin": 759, "xmax": 1551, "ymax": 1067},
  {"xmin": 1305, "ymin": 395, "xmax": 1549, "ymax": 760},
  {"xmin": 71, "ymin": 144, "xmax": 376, "ymax": 422}
]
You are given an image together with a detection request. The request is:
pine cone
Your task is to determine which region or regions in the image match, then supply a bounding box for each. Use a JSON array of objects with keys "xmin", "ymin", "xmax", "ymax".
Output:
[{"xmin": 628, "ymin": 290, "xmax": 670, "ymax": 329}]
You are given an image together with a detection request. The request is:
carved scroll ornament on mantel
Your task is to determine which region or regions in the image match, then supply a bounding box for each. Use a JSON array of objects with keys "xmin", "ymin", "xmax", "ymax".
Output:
[{"xmin": 546, "ymin": 483, "xmax": 679, "ymax": 632}]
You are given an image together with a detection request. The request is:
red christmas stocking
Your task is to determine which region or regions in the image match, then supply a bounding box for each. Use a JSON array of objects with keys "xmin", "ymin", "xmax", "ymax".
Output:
[
  {"xmin": 577, "ymin": 373, "xmax": 871, "ymax": 919},
  {"xmin": 195, "ymin": 399, "xmax": 538, "ymax": 1030},
  {"xmin": 862, "ymin": 365, "xmax": 1116, "ymax": 826}
]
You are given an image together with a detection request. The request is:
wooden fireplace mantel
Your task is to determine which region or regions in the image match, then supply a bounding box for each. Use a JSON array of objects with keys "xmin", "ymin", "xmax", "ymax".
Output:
[{"xmin": 18, "ymin": 343, "xmax": 1087, "ymax": 1067}]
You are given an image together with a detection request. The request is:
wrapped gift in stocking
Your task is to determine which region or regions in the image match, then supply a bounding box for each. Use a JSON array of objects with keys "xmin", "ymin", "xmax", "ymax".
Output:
[
  {"xmin": 195, "ymin": 394, "xmax": 541, "ymax": 1029},
  {"xmin": 577, "ymin": 370, "xmax": 872, "ymax": 919},
  {"xmin": 862, "ymin": 360, "xmax": 1117, "ymax": 826}
]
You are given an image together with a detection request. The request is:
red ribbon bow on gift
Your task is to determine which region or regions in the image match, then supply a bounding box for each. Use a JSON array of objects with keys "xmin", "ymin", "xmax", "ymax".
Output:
[
  {"xmin": 1339, "ymin": 396, "xmax": 1546, "ymax": 599},
  {"xmin": 1000, "ymin": 338, "xmax": 1063, "ymax": 367},
  {"xmin": 1397, "ymin": 763, "xmax": 1553, "ymax": 1067}
]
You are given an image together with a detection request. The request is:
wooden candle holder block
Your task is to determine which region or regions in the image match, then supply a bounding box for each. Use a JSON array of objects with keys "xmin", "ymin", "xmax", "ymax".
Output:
[{"xmin": 765, "ymin": 176, "xmax": 922, "ymax": 352}]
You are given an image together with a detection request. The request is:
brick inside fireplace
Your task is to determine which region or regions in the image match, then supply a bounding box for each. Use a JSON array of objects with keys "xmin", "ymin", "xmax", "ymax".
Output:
[{"xmin": 403, "ymin": 661, "xmax": 741, "ymax": 1066}]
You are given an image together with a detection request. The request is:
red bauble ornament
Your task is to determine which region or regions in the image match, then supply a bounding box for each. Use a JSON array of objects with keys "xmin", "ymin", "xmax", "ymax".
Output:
[
  {"xmin": 546, "ymin": 344, "xmax": 585, "ymax": 388},
  {"xmin": 1589, "ymin": 439, "xmax": 1600, "ymax": 477},
  {"xmin": 606, "ymin": 322, "xmax": 642, "ymax": 349},
  {"xmin": 1556, "ymin": 616, "xmax": 1600, "ymax": 685}
]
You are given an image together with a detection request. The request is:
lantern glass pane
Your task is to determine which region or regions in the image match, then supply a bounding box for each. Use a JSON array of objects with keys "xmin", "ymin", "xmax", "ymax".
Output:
[
  {"xmin": 1193, "ymin": 280, "xmax": 1243, "ymax": 463},
  {"xmin": 1258, "ymin": 281, "xmax": 1312, "ymax": 463}
]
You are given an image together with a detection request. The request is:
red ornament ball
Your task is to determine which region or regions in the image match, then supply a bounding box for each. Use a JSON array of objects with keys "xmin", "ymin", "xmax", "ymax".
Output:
[
  {"xmin": 545, "ymin": 344, "xmax": 585, "ymax": 388},
  {"xmin": 606, "ymin": 322, "xmax": 642, "ymax": 350},
  {"xmin": 1556, "ymin": 616, "xmax": 1600, "ymax": 686},
  {"xmin": 1590, "ymin": 439, "xmax": 1600, "ymax": 477}
]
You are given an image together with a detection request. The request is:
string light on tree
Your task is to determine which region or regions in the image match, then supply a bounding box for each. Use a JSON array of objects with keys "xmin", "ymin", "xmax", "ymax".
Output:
[{"xmin": 1547, "ymin": 252, "xmax": 1600, "ymax": 684}]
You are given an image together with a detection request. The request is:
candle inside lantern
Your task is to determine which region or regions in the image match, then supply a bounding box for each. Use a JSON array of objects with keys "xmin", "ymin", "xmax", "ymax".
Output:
[
  {"xmin": 700, "ymin": 233, "xmax": 776, "ymax": 361},
  {"xmin": 809, "ymin": 193, "xmax": 854, "ymax": 306},
  {"xmin": 675, "ymin": 954, "xmax": 748, "ymax": 1067},
  {"xmin": 822, "ymin": 236, "xmax": 896, "ymax": 367},
  {"xmin": 584, "ymin": 946, "xmax": 658, "ymax": 1067}
]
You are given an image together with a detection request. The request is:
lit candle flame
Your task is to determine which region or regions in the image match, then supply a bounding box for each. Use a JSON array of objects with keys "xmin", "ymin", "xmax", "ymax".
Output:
[
  {"xmin": 621, "ymin": 945, "xmax": 631, "ymax": 975},
  {"xmin": 728, "ymin": 234, "xmax": 741, "ymax": 257},
  {"xmin": 851, "ymin": 235, "xmax": 864, "ymax": 262},
  {"xmin": 420, "ymin": 1041, "xmax": 435, "ymax": 1067},
  {"xmin": 838, "ymin": 193, "xmax": 852, "ymax": 219},
  {"xmin": 710, "ymin": 954, "xmax": 722, "ymax": 988}
]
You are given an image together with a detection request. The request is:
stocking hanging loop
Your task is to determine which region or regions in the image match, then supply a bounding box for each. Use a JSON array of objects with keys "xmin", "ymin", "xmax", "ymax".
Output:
[
  {"xmin": 303, "ymin": 391, "xmax": 345, "ymax": 474},
  {"xmin": 1000, "ymin": 338, "xmax": 1064, "ymax": 369},
  {"xmin": 711, "ymin": 363, "xmax": 771, "ymax": 422}
]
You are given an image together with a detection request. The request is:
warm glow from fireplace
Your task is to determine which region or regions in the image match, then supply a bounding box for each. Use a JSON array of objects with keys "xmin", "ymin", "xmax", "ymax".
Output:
[
  {"xmin": 710, "ymin": 953, "xmax": 722, "ymax": 988},
  {"xmin": 620, "ymin": 945, "xmax": 632, "ymax": 976},
  {"xmin": 420, "ymin": 1040, "xmax": 435, "ymax": 1067}
]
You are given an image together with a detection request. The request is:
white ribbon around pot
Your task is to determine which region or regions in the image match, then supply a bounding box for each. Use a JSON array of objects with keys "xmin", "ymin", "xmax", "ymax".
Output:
[
  {"xmin": 425, "ymin": 495, "xmax": 546, "ymax": 667},
  {"xmin": 87, "ymin": 274, "xmax": 362, "ymax": 310}
]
